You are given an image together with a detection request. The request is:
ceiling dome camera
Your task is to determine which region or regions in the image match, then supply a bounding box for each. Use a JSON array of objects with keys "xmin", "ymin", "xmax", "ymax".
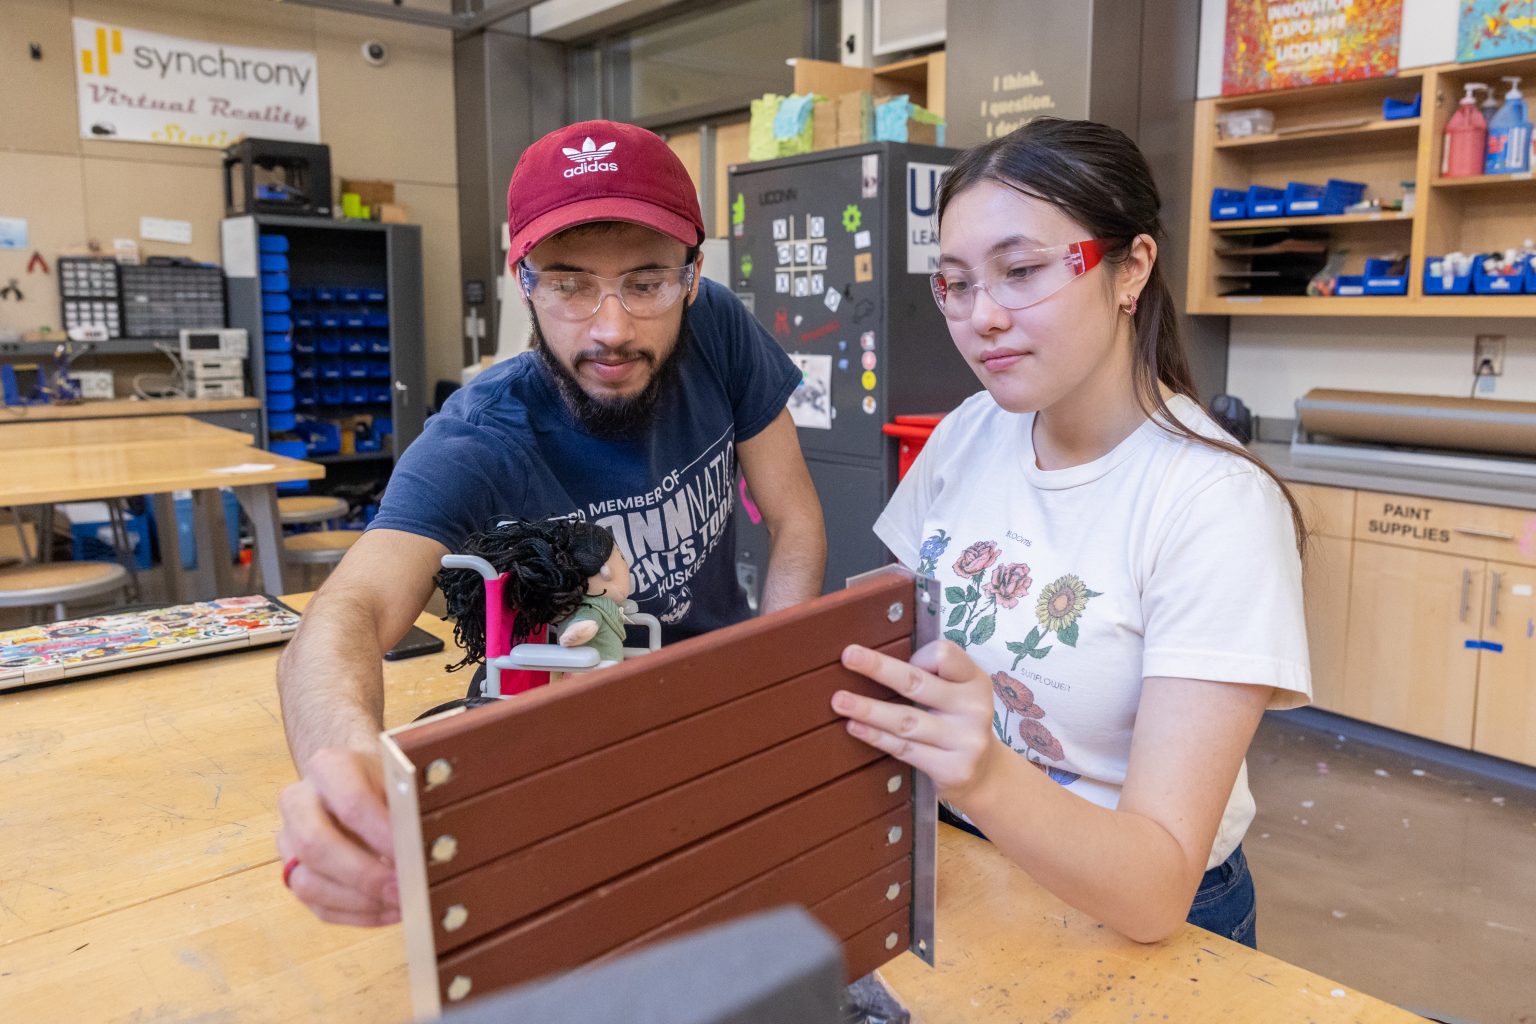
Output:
[{"xmin": 362, "ymin": 40, "xmax": 388, "ymax": 66}]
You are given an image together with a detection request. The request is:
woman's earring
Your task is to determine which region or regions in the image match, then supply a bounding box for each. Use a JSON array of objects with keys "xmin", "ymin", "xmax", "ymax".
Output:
[{"xmin": 1120, "ymin": 294, "xmax": 1139, "ymax": 317}]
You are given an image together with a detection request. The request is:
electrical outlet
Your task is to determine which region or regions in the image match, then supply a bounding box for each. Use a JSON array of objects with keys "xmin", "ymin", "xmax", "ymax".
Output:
[{"xmin": 1475, "ymin": 334, "xmax": 1505, "ymax": 376}]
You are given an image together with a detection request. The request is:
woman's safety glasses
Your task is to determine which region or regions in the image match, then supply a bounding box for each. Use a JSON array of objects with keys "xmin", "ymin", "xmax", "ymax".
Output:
[
  {"xmin": 929, "ymin": 240, "xmax": 1112, "ymax": 320},
  {"xmin": 518, "ymin": 261, "xmax": 696, "ymax": 321}
]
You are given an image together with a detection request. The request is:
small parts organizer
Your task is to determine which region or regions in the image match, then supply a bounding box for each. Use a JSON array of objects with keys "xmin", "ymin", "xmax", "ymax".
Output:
[{"xmin": 258, "ymin": 232, "xmax": 391, "ymax": 453}]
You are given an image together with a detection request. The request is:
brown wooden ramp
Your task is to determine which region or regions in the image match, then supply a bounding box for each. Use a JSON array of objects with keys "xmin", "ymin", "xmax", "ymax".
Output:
[{"xmin": 382, "ymin": 566, "xmax": 938, "ymax": 1018}]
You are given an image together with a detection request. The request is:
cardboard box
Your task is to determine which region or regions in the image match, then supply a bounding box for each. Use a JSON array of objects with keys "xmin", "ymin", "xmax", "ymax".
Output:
[
  {"xmin": 835, "ymin": 91, "xmax": 873, "ymax": 147},
  {"xmin": 339, "ymin": 179, "xmax": 395, "ymax": 208},
  {"xmin": 812, "ymin": 97, "xmax": 838, "ymax": 151}
]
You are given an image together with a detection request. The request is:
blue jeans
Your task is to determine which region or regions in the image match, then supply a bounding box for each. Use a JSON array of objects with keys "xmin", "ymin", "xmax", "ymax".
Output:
[
  {"xmin": 939, "ymin": 807, "xmax": 1258, "ymax": 948},
  {"xmin": 1187, "ymin": 845, "xmax": 1257, "ymax": 948}
]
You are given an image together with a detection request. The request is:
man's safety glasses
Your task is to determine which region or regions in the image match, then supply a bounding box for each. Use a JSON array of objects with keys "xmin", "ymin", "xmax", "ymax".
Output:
[
  {"xmin": 929, "ymin": 240, "xmax": 1112, "ymax": 320},
  {"xmin": 517, "ymin": 261, "xmax": 695, "ymax": 321}
]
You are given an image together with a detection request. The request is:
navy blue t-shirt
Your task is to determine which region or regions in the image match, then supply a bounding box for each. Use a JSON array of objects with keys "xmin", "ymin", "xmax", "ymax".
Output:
[{"xmin": 370, "ymin": 278, "xmax": 800, "ymax": 643}]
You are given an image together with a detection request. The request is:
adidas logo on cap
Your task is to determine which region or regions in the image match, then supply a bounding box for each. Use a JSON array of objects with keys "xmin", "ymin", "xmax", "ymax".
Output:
[{"xmin": 561, "ymin": 137, "xmax": 618, "ymax": 178}]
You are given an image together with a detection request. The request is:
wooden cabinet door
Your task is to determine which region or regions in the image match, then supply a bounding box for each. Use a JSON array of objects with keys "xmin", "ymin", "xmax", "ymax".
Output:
[
  {"xmin": 1342, "ymin": 541, "xmax": 1483, "ymax": 747},
  {"xmin": 1302, "ymin": 534, "xmax": 1352, "ymax": 712},
  {"xmin": 1474, "ymin": 560, "xmax": 1536, "ymax": 765}
]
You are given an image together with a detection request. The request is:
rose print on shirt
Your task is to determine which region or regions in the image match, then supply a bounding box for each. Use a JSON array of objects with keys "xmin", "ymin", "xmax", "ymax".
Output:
[
  {"xmin": 941, "ymin": 539, "xmax": 1030, "ymax": 650},
  {"xmin": 914, "ymin": 529, "xmax": 951, "ymax": 578},
  {"xmin": 1004, "ymin": 571, "xmax": 1102, "ymax": 668}
]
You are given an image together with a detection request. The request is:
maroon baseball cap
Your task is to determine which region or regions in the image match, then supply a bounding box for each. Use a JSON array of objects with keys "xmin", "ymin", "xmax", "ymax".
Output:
[{"xmin": 507, "ymin": 120, "xmax": 706, "ymax": 263}]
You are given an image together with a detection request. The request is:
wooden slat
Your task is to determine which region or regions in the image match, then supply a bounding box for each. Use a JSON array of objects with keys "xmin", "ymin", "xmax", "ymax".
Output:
[
  {"xmin": 842, "ymin": 906, "xmax": 912, "ymax": 985},
  {"xmin": 610, "ymin": 842, "xmax": 912, "ymax": 962},
  {"xmin": 401, "ymin": 571, "xmax": 913, "ymax": 811},
  {"xmin": 808, "ymin": 859, "xmax": 912, "ymax": 945},
  {"xmin": 436, "ymin": 796, "xmax": 910, "ymax": 987},
  {"xmin": 422, "ymin": 637, "xmax": 911, "ymax": 882},
  {"xmin": 427, "ymin": 722, "xmax": 890, "ymax": 932}
]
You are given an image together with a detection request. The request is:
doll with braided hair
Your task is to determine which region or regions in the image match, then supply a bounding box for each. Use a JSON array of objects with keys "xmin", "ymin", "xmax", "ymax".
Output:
[{"xmin": 435, "ymin": 517, "xmax": 631, "ymax": 673}]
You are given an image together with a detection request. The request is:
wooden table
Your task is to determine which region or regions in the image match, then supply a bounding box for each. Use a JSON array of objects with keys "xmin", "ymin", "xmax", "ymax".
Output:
[
  {"xmin": 0, "ymin": 415, "xmax": 253, "ymax": 451},
  {"xmin": 0, "ymin": 397, "xmax": 260, "ymax": 422},
  {"xmin": 0, "ymin": 442, "xmax": 321, "ymax": 599},
  {"xmin": 0, "ymin": 600, "xmax": 1421, "ymax": 1023}
]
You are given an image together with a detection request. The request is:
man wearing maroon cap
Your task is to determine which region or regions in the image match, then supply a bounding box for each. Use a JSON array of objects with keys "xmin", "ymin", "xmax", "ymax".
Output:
[{"xmin": 273, "ymin": 121, "xmax": 826, "ymax": 927}]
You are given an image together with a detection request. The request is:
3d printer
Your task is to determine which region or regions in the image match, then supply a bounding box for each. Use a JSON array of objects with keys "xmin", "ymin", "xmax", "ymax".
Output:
[{"xmin": 223, "ymin": 138, "xmax": 333, "ymax": 218}]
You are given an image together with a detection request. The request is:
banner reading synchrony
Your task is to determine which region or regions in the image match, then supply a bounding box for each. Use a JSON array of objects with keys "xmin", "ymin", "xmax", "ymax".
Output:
[{"xmin": 73, "ymin": 18, "xmax": 320, "ymax": 147}]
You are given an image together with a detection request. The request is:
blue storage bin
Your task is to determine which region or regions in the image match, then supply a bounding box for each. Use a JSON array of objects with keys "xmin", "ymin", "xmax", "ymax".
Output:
[
  {"xmin": 368, "ymin": 361, "xmax": 391, "ymax": 379},
  {"xmin": 320, "ymin": 361, "xmax": 343, "ymax": 381},
  {"xmin": 347, "ymin": 385, "xmax": 372, "ymax": 405},
  {"xmin": 341, "ymin": 288, "xmax": 363, "ymax": 303},
  {"xmin": 294, "ymin": 314, "xmax": 315, "ymax": 329},
  {"xmin": 1333, "ymin": 275, "xmax": 1366, "ymax": 296},
  {"xmin": 144, "ymin": 490, "xmax": 244, "ymax": 571},
  {"xmin": 1360, "ymin": 258, "xmax": 1408, "ymax": 294},
  {"xmin": 1284, "ymin": 178, "xmax": 1366, "ymax": 216},
  {"xmin": 264, "ymin": 333, "xmax": 293, "ymax": 354},
  {"xmin": 1210, "ymin": 188, "xmax": 1248, "ymax": 220},
  {"xmin": 1383, "ymin": 94, "xmax": 1421, "ymax": 120},
  {"xmin": 268, "ymin": 391, "xmax": 296, "ymax": 412},
  {"xmin": 364, "ymin": 288, "xmax": 387, "ymax": 303},
  {"xmin": 315, "ymin": 287, "xmax": 337, "ymax": 303},
  {"xmin": 71, "ymin": 509, "xmax": 153, "ymax": 569},
  {"xmin": 266, "ymin": 373, "xmax": 295, "ymax": 393},
  {"xmin": 368, "ymin": 335, "xmax": 390, "ymax": 354},
  {"xmin": 291, "ymin": 286, "xmax": 312, "ymax": 302},
  {"xmin": 318, "ymin": 334, "xmax": 342, "ymax": 355},
  {"xmin": 370, "ymin": 385, "xmax": 392, "ymax": 404},
  {"xmin": 263, "ymin": 313, "xmax": 293, "ymax": 334},
  {"xmin": 296, "ymin": 387, "xmax": 318, "ymax": 409},
  {"xmin": 1523, "ymin": 259, "xmax": 1536, "ymax": 293},
  {"xmin": 294, "ymin": 336, "xmax": 316, "ymax": 355},
  {"xmin": 345, "ymin": 361, "xmax": 369, "ymax": 380},
  {"xmin": 295, "ymin": 419, "xmax": 341, "ymax": 455},
  {"xmin": 322, "ymin": 385, "xmax": 345, "ymax": 405},
  {"xmin": 319, "ymin": 313, "xmax": 341, "ymax": 329},
  {"xmin": 261, "ymin": 272, "xmax": 290, "ymax": 294},
  {"xmin": 375, "ymin": 417, "xmax": 393, "ymax": 439},
  {"xmin": 344, "ymin": 337, "xmax": 368, "ymax": 354},
  {"xmin": 365, "ymin": 312, "xmax": 390, "ymax": 328},
  {"xmin": 1423, "ymin": 258, "xmax": 1473, "ymax": 294},
  {"xmin": 1363, "ymin": 274, "xmax": 1408, "ymax": 295},
  {"xmin": 262, "ymin": 293, "xmax": 292, "ymax": 314},
  {"xmin": 1474, "ymin": 257, "xmax": 1525, "ymax": 294},
  {"xmin": 259, "ymin": 253, "xmax": 289, "ymax": 273},
  {"xmin": 268, "ymin": 439, "xmax": 308, "ymax": 493},
  {"xmin": 266, "ymin": 353, "xmax": 294, "ymax": 373},
  {"xmin": 259, "ymin": 234, "xmax": 289, "ymax": 253},
  {"xmin": 343, "ymin": 315, "xmax": 367, "ymax": 329},
  {"xmin": 268, "ymin": 411, "xmax": 297, "ymax": 433},
  {"xmin": 1245, "ymin": 185, "xmax": 1285, "ymax": 218},
  {"xmin": 295, "ymin": 362, "xmax": 316, "ymax": 380}
]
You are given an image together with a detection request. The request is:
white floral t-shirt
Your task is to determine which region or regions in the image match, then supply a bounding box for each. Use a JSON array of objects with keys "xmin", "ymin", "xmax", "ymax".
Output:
[{"xmin": 875, "ymin": 391, "xmax": 1311, "ymax": 869}]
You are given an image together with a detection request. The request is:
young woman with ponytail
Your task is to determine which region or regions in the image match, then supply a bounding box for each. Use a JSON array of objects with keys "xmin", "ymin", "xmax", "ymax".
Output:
[{"xmin": 832, "ymin": 118, "xmax": 1311, "ymax": 948}]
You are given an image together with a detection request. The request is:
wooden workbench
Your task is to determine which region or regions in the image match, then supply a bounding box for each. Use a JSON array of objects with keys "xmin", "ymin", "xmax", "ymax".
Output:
[
  {"xmin": 0, "ymin": 397, "xmax": 260, "ymax": 422},
  {"xmin": 0, "ymin": 414, "xmax": 253, "ymax": 451},
  {"xmin": 0, "ymin": 597, "xmax": 1420, "ymax": 1022},
  {"xmin": 0, "ymin": 441, "xmax": 320, "ymax": 599}
]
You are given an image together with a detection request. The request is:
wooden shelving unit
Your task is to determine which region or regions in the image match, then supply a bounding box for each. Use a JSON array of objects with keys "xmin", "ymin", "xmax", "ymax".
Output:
[{"xmin": 1188, "ymin": 55, "xmax": 1536, "ymax": 317}]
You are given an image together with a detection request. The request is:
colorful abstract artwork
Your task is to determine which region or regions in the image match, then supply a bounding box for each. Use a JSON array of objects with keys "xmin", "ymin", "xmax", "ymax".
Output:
[
  {"xmin": 1458, "ymin": 1, "xmax": 1536, "ymax": 62},
  {"xmin": 1223, "ymin": 0, "xmax": 1403, "ymax": 96}
]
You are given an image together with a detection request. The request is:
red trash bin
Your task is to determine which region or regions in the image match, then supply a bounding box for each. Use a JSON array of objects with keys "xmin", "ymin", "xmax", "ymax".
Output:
[{"xmin": 881, "ymin": 413, "xmax": 946, "ymax": 481}]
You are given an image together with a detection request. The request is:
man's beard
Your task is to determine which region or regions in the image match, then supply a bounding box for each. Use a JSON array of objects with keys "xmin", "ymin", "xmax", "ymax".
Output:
[{"xmin": 531, "ymin": 310, "xmax": 691, "ymax": 440}]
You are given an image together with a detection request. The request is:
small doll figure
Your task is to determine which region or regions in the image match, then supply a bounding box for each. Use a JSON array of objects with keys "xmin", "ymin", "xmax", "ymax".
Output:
[
  {"xmin": 435, "ymin": 517, "xmax": 630, "ymax": 673},
  {"xmin": 556, "ymin": 537, "xmax": 631, "ymax": 665}
]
